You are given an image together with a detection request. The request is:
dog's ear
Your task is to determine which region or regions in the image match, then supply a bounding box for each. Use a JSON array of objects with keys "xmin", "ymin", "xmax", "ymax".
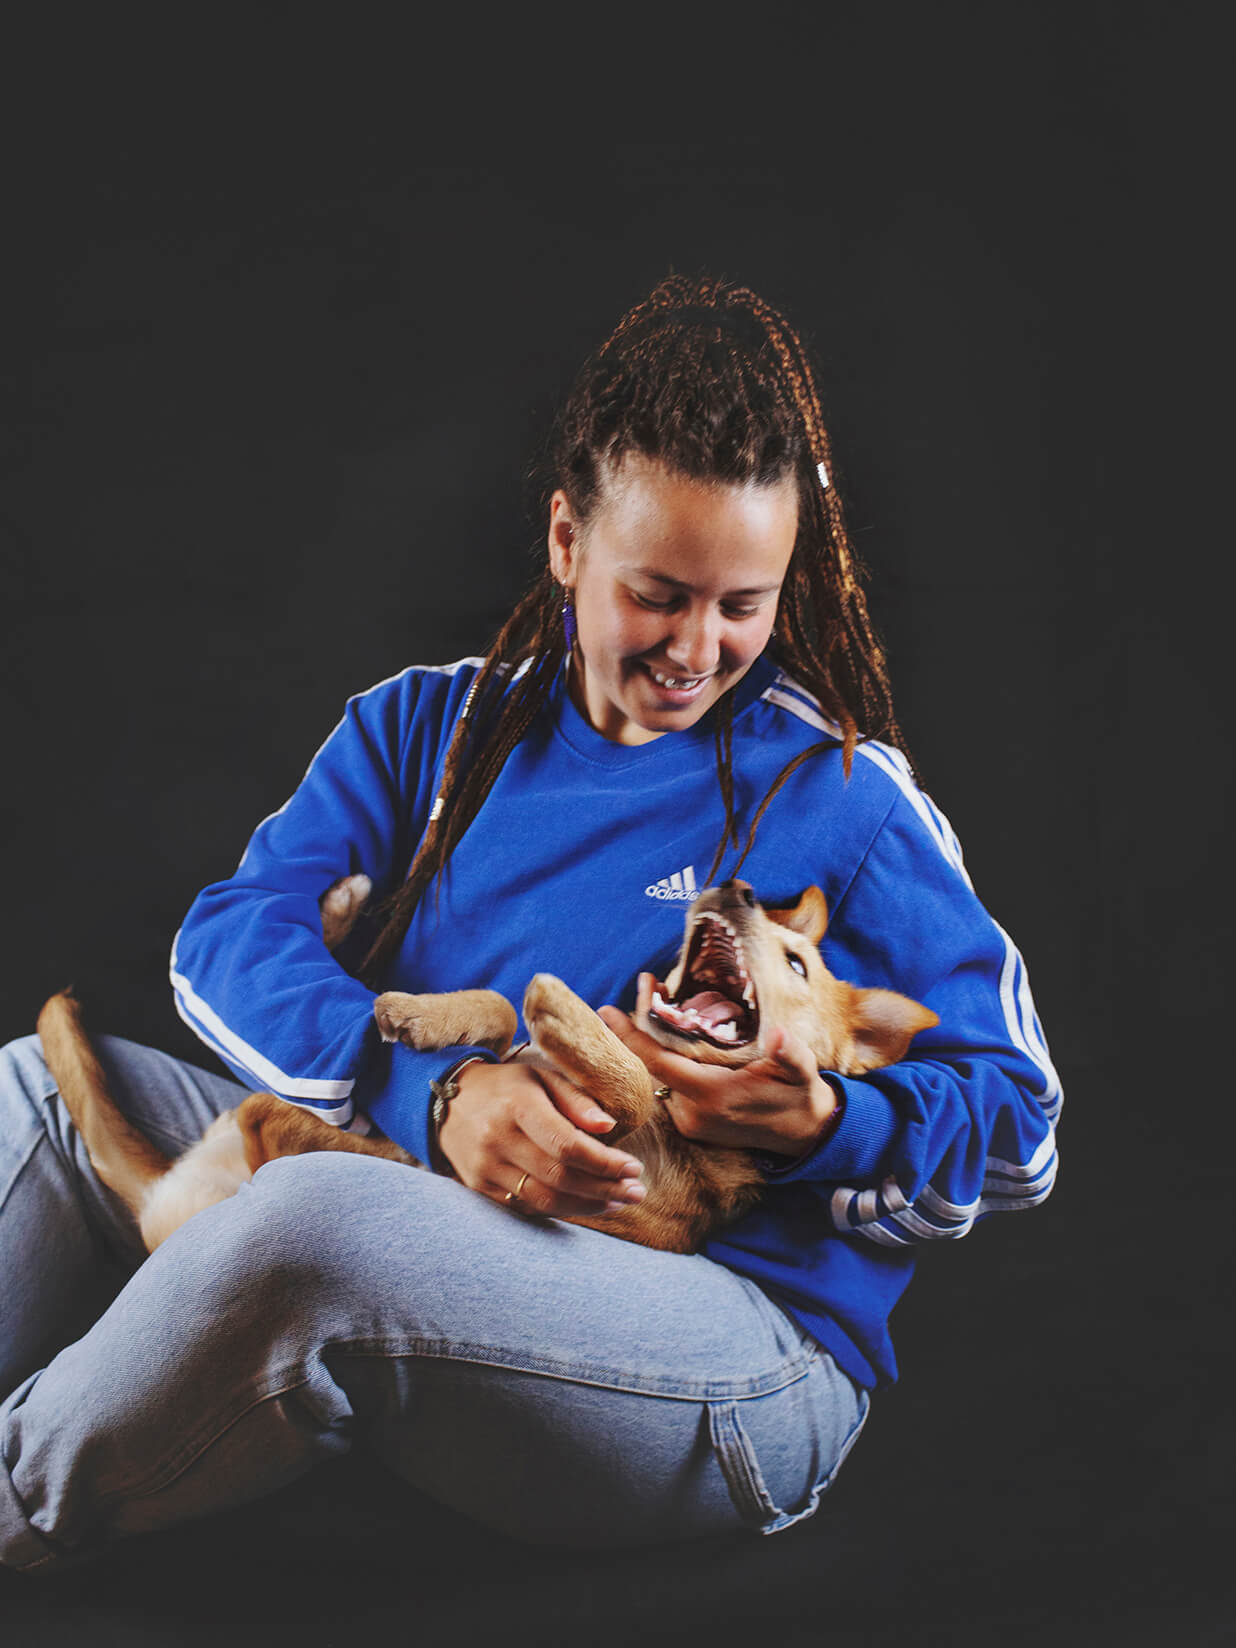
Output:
[
  {"xmin": 842, "ymin": 987, "xmax": 939, "ymax": 1074},
  {"xmin": 765, "ymin": 886, "xmax": 829, "ymax": 945}
]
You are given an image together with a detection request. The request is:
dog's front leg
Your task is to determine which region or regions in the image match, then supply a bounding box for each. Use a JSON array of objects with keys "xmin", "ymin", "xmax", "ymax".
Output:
[
  {"xmin": 373, "ymin": 990, "xmax": 518, "ymax": 1056},
  {"xmin": 522, "ymin": 975, "xmax": 657, "ymax": 1140}
]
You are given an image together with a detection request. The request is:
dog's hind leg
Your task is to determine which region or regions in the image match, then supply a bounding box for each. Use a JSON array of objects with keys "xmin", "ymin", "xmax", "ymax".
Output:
[
  {"xmin": 373, "ymin": 989, "xmax": 518, "ymax": 1056},
  {"xmin": 235, "ymin": 1092, "xmax": 417, "ymax": 1173},
  {"xmin": 522, "ymin": 975, "xmax": 657, "ymax": 1139}
]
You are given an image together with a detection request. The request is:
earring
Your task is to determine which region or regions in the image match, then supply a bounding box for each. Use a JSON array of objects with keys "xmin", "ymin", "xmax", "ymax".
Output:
[{"xmin": 561, "ymin": 587, "xmax": 577, "ymax": 653}]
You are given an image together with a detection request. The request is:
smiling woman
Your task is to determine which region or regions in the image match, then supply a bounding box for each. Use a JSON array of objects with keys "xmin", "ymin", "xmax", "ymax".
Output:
[
  {"xmin": 0, "ymin": 273, "xmax": 1060, "ymax": 1572},
  {"xmin": 547, "ymin": 455, "xmax": 798, "ymax": 744}
]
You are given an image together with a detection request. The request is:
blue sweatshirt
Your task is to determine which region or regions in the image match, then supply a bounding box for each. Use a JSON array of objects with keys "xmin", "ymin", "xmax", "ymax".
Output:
[{"xmin": 171, "ymin": 652, "xmax": 1060, "ymax": 1390}]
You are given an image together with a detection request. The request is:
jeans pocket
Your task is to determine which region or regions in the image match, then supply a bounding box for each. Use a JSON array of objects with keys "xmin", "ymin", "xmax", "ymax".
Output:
[{"xmin": 707, "ymin": 1378, "xmax": 871, "ymax": 1535}]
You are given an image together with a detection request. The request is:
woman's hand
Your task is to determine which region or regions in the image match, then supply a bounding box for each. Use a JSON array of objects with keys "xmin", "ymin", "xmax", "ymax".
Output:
[
  {"xmin": 436, "ymin": 1057, "xmax": 648, "ymax": 1218},
  {"xmin": 598, "ymin": 974, "xmax": 843, "ymax": 1159}
]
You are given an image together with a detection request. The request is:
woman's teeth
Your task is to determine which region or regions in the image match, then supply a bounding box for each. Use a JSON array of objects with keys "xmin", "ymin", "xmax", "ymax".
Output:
[{"xmin": 650, "ymin": 668, "xmax": 707, "ymax": 690}]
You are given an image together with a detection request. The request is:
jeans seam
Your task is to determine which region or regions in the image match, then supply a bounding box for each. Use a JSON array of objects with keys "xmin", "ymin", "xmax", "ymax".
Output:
[
  {"xmin": 331, "ymin": 1337, "xmax": 817, "ymax": 1402},
  {"xmin": 98, "ymin": 1366, "xmax": 316, "ymax": 1502},
  {"xmin": 708, "ymin": 1400, "xmax": 775, "ymax": 1527}
]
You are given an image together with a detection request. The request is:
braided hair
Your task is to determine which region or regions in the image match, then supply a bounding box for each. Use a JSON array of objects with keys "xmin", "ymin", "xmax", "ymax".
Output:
[{"xmin": 361, "ymin": 275, "xmax": 910, "ymax": 982}]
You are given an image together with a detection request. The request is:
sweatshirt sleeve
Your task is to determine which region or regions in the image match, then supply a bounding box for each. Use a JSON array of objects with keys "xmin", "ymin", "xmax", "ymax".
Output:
[
  {"xmin": 169, "ymin": 668, "xmax": 497, "ymax": 1167},
  {"xmin": 759, "ymin": 756, "xmax": 1062, "ymax": 1247}
]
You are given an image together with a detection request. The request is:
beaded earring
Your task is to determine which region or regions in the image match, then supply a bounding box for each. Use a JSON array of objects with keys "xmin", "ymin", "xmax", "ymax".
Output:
[{"xmin": 561, "ymin": 587, "xmax": 578, "ymax": 652}]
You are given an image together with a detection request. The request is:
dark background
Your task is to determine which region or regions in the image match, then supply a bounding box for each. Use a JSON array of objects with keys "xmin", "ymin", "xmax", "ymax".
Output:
[{"xmin": 3, "ymin": 7, "xmax": 1230, "ymax": 1644}]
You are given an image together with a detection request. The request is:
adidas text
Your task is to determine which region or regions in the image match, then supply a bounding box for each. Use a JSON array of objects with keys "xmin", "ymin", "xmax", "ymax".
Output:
[{"xmin": 645, "ymin": 867, "xmax": 699, "ymax": 902}]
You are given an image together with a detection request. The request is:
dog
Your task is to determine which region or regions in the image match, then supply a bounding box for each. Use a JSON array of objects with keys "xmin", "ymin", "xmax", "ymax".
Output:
[{"xmin": 37, "ymin": 877, "xmax": 937, "ymax": 1255}]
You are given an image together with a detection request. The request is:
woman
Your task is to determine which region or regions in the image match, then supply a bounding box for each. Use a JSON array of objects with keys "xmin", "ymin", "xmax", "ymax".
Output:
[{"xmin": 0, "ymin": 276, "xmax": 1060, "ymax": 1571}]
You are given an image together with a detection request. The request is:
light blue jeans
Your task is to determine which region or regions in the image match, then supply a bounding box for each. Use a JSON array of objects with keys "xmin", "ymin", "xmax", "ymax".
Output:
[{"xmin": 0, "ymin": 1032, "xmax": 869, "ymax": 1574}]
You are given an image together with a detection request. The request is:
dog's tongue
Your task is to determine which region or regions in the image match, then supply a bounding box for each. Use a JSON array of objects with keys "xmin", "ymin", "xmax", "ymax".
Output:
[{"xmin": 679, "ymin": 990, "xmax": 743, "ymax": 1030}]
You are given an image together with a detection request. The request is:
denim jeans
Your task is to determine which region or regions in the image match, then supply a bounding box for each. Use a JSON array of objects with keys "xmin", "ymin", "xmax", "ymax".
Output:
[{"xmin": 0, "ymin": 1031, "xmax": 869, "ymax": 1573}]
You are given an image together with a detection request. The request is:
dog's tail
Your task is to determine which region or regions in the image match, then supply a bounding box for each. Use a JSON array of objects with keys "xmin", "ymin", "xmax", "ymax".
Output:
[{"xmin": 37, "ymin": 990, "xmax": 172, "ymax": 1212}]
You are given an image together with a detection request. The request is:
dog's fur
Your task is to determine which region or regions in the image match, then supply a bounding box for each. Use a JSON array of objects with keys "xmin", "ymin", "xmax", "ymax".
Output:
[{"xmin": 37, "ymin": 878, "xmax": 936, "ymax": 1255}]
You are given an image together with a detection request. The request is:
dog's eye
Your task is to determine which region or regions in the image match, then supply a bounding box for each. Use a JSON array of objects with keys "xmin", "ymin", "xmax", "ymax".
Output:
[{"xmin": 785, "ymin": 950, "xmax": 808, "ymax": 979}]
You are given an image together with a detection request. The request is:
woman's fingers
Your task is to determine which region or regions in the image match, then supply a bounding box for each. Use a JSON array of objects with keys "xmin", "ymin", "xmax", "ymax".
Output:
[
  {"xmin": 596, "ymin": 997, "xmax": 704, "ymax": 1090},
  {"xmin": 442, "ymin": 1058, "xmax": 646, "ymax": 1219},
  {"xmin": 750, "ymin": 1023, "xmax": 818, "ymax": 1084},
  {"xmin": 595, "ymin": 998, "xmax": 836, "ymax": 1154},
  {"xmin": 536, "ymin": 1063, "xmax": 620, "ymax": 1135},
  {"xmin": 511, "ymin": 1071, "xmax": 646, "ymax": 1212},
  {"xmin": 495, "ymin": 1151, "xmax": 645, "ymax": 1219},
  {"xmin": 492, "ymin": 1136, "xmax": 646, "ymax": 1215}
]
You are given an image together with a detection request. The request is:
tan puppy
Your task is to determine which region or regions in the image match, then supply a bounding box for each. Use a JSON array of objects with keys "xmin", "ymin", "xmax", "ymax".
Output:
[
  {"xmin": 37, "ymin": 878, "xmax": 936, "ymax": 1255},
  {"xmin": 511, "ymin": 880, "xmax": 938, "ymax": 1250}
]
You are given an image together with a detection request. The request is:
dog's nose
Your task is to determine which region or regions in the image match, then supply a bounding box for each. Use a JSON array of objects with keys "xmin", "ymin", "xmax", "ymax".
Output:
[{"xmin": 721, "ymin": 879, "xmax": 756, "ymax": 907}]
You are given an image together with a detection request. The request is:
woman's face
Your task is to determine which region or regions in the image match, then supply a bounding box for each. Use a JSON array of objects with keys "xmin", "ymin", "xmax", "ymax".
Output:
[{"xmin": 548, "ymin": 454, "xmax": 799, "ymax": 746}]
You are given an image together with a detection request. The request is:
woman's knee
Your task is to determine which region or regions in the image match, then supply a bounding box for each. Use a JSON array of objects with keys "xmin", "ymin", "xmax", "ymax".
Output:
[
  {"xmin": 162, "ymin": 1151, "xmax": 449, "ymax": 1310},
  {"xmin": 243, "ymin": 1148, "xmax": 442, "ymax": 1235},
  {"xmin": 142, "ymin": 1152, "xmax": 559, "ymax": 1362}
]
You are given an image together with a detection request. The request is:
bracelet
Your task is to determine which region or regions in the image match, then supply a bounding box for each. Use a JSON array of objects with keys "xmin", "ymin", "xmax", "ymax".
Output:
[{"xmin": 428, "ymin": 1054, "xmax": 488, "ymax": 1165}]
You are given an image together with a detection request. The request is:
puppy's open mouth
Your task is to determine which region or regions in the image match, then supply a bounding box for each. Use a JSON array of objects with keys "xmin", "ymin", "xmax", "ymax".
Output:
[{"xmin": 649, "ymin": 913, "xmax": 758, "ymax": 1050}]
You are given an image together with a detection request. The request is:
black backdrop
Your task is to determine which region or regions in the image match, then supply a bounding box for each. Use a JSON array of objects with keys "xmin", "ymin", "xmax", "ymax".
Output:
[{"xmin": 4, "ymin": 9, "xmax": 1230, "ymax": 1645}]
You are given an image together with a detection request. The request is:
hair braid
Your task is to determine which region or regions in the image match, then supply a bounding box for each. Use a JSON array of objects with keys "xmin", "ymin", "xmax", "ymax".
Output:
[
  {"xmin": 359, "ymin": 577, "xmax": 565, "ymax": 981},
  {"xmin": 704, "ymin": 689, "xmax": 742, "ymax": 889}
]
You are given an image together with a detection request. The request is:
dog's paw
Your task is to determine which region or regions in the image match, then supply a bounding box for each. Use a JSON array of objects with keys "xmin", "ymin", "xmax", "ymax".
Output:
[
  {"xmin": 524, "ymin": 974, "xmax": 656, "ymax": 1130},
  {"xmin": 523, "ymin": 973, "xmax": 594, "ymax": 1038},
  {"xmin": 373, "ymin": 991, "xmax": 429, "ymax": 1046},
  {"xmin": 320, "ymin": 873, "xmax": 372, "ymax": 950},
  {"xmin": 373, "ymin": 989, "xmax": 517, "ymax": 1055}
]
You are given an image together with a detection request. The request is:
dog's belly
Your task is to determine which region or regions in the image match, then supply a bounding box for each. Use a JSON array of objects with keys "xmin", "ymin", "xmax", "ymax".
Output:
[{"xmin": 138, "ymin": 1111, "xmax": 252, "ymax": 1251}]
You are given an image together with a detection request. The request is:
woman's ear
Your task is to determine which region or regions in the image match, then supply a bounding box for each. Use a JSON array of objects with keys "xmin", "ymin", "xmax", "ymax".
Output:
[{"xmin": 547, "ymin": 490, "xmax": 579, "ymax": 586}]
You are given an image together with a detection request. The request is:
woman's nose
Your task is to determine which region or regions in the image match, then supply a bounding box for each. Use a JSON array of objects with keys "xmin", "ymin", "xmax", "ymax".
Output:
[{"xmin": 665, "ymin": 608, "xmax": 722, "ymax": 676}]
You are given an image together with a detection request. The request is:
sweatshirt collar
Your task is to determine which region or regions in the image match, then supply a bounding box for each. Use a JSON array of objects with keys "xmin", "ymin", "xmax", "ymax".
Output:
[{"xmin": 550, "ymin": 649, "xmax": 780, "ymax": 767}]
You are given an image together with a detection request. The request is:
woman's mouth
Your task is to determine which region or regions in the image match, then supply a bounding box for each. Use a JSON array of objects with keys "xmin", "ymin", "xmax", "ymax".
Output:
[{"xmin": 642, "ymin": 664, "xmax": 713, "ymax": 701}]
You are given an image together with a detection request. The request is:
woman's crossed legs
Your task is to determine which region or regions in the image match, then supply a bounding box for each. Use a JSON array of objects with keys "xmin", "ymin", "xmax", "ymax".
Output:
[{"xmin": 0, "ymin": 1033, "xmax": 867, "ymax": 1573}]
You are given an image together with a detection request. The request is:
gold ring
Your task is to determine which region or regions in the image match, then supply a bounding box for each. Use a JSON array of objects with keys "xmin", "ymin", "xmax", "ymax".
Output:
[
  {"xmin": 654, "ymin": 1085, "xmax": 672, "ymax": 1102},
  {"xmin": 505, "ymin": 1170, "xmax": 531, "ymax": 1206}
]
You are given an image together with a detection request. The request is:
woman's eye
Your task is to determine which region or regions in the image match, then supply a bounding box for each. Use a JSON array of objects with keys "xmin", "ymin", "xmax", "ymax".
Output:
[
  {"xmin": 785, "ymin": 950, "xmax": 808, "ymax": 978},
  {"xmin": 632, "ymin": 593, "xmax": 762, "ymax": 619}
]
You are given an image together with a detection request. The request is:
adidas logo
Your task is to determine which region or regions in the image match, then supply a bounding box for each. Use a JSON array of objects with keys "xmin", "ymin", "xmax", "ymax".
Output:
[{"xmin": 645, "ymin": 865, "xmax": 699, "ymax": 902}]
